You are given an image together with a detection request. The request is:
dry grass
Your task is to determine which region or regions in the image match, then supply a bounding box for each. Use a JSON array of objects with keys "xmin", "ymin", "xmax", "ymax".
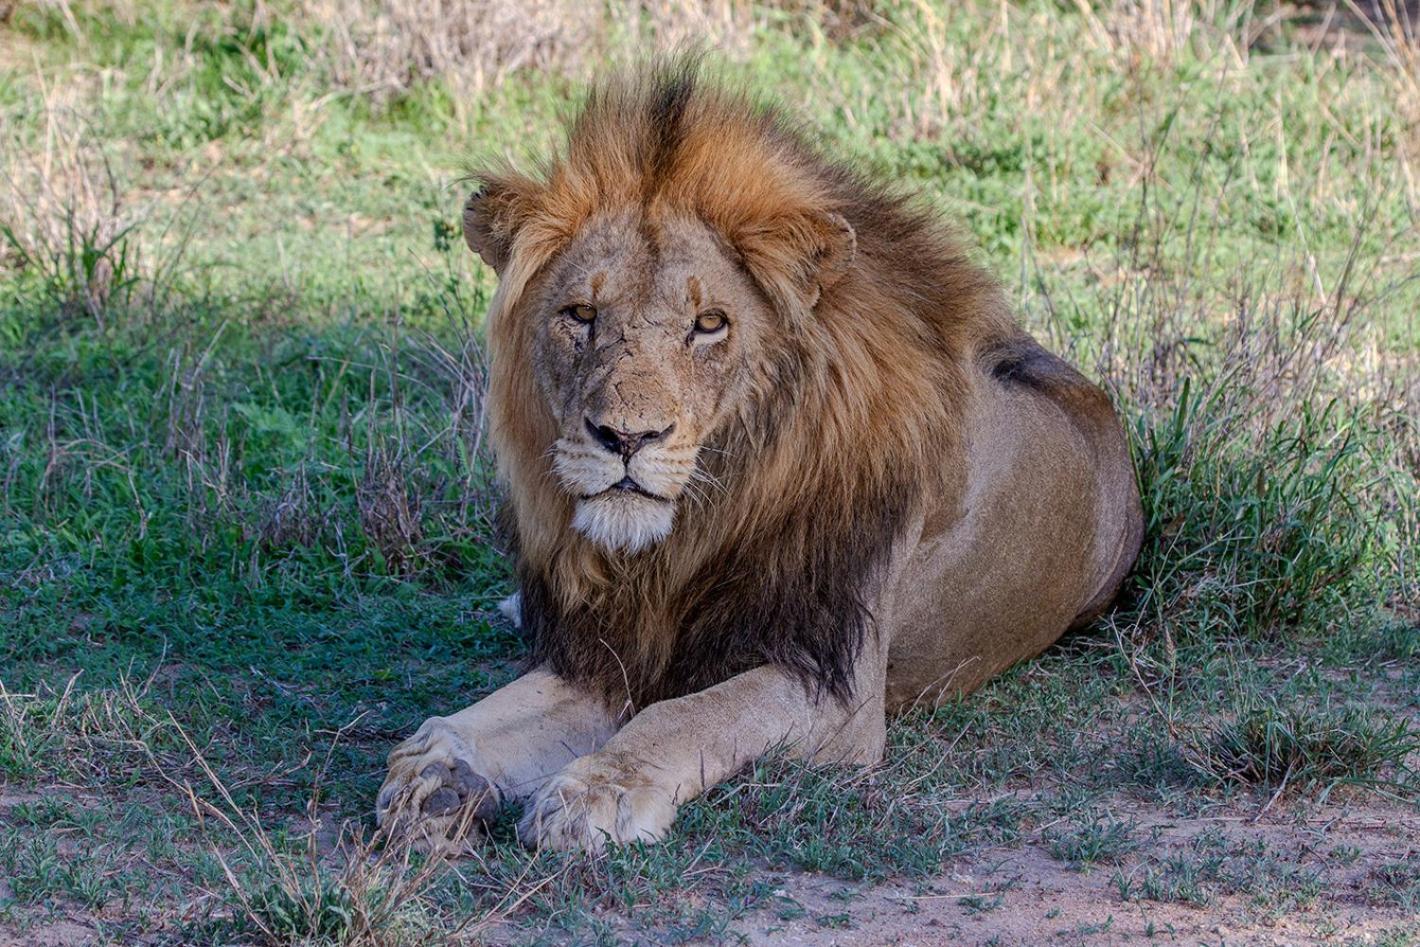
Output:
[
  {"xmin": 301, "ymin": 0, "xmax": 773, "ymax": 110},
  {"xmin": 356, "ymin": 445, "xmax": 425, "ymax": 576},
  {"xmin": 0, "ymin": 671, "xmax": 179, "ymax": 784},
  {"xmin": 1348, "ymin": 0, "xmax": 1420, "ymax": 131},
  {"xmin": 304, "ymin": 0, "xmax": 602, "ymax": 104},
  {"xmin": 0, "ymin": 675, "xmax": 533, "ymax": 946},
  {"xmin": 0, "ymin": 101, "xmax": 137, "ymax": 324},
  {"xmin": 1069, "ymin": 0, "xmax": 1263, "ymax": 64},
  {"xmin": 173, "ymin": 723, "xmax": 517, "ymax": 947}
]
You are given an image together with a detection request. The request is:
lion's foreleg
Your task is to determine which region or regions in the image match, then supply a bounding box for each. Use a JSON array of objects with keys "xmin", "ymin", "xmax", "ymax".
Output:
[
  {"xmin": 377, "ymin": 669, "xmax": 619, "ymax": 849},
  {"xmin": 518, "ymin": 659, "xmax": 887, "ymax": 853}
]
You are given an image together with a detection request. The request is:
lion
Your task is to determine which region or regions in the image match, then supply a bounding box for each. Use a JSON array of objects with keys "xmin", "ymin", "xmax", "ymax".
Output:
[{"xmin": 376, "ymin": 59, "xmax": 1143, "ymax": 854}]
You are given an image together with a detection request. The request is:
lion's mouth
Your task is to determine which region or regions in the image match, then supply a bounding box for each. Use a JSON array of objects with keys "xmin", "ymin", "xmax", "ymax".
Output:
[{"xmin": 585, "ymin": 477, "xmax": 670, "ymax": 503}]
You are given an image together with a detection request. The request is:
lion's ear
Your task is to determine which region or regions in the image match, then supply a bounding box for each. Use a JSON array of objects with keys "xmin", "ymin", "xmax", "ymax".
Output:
[
  {"xmin": 462, "ymin": 177, "xmax": 537, "ymax": 275},
  {"xmin": 741, "ymin": 210, "xmax": 856, "ymax": 317}
]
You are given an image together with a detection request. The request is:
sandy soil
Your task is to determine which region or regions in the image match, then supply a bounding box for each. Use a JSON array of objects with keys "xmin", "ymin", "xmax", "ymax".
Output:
[{"xmin": 738, "ymin": 803, "xmax": 1419, "ymax": 947}]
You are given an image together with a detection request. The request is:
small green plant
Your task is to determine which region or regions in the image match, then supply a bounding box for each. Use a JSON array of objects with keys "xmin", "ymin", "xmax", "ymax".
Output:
[
  {"xmin": 1370, "ymin": 858, "xmax": 1420, "ymax": 913},
  {"xmin": 0, "ymin": 834, "xmax": 119, "ymax": 910},
  {"xmin": 1114, "ymin": 857, "xmax": 1211, "ymax": 907},
  {"xmin": 247, "ymin": 874, "xmax": 360, "ymax": 945},
  {"xmin": 1046, "ymin": 813, "xmax": 1139, "ymax": 869},
  {"xmin": 1118, "ymin": 829, "xmax": 1332, "ymax": 913}
]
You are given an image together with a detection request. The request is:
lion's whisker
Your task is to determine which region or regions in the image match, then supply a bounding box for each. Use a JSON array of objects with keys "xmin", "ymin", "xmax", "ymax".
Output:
[{"xmin": 688, "ymin": 465, "xmax": 728, "ymax": 497}]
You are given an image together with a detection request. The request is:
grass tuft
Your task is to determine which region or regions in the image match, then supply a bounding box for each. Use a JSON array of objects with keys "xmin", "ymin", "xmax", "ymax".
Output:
[
  {"xmin": 1187, "ymin": 700, "xmax": 1418, "ymax": 796},
  {"xmin": 0, "ymin": 104, "xmax": 141, "ymax": 324},
  {"xmin": 0, "ymin": 673, "xmax": 180, "ymax": 783},
  {"xmin": 1046, "ymin": 812, "xmax": 1140, "ymax": 870}
]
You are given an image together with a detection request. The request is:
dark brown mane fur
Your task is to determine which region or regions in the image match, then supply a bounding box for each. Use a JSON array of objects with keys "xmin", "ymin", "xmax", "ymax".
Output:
[{"xmin": 480, "ymin": 59, "xmax": 1020, "ymax": 710}]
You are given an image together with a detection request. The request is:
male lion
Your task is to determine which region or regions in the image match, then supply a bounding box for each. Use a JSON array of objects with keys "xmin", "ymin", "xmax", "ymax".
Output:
[{"xmin": 377, "ymin": 61, "xmax": 1143, "ymax": 853}]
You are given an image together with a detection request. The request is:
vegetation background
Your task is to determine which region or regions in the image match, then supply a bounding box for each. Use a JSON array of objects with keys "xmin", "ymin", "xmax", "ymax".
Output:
[{"xmin": 0, "ymin": 0, "xmax": 1416, "ymax": 944}]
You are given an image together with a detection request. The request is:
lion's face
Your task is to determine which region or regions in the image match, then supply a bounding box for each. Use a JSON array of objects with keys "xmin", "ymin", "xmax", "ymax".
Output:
[{"xmin": 528, "ymin": 211, "xmax": 773, "ymax": 553}]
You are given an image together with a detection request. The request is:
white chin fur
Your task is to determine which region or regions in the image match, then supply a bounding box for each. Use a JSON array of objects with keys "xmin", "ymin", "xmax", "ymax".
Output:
[{"xmin": 572, "ymin": 494, "xmax": 675, "ymax": 554}]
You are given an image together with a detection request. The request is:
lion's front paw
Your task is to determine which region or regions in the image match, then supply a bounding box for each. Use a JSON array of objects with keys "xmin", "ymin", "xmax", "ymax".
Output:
[
  {"xmin": 377, "ymin": 718, "xmax": 501, "ymax": 854},
  {"xmin": 517, "ymin": 755, "xmax": 676, "ymax": 854}
]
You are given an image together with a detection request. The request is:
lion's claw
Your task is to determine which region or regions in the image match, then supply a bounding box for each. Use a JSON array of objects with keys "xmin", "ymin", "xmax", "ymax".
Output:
[
  {"xmin": 448, "ymin": 759, "xmax": 499, "ymax": 819},
  {"xmin": 422, "ymin": 786, "xmax": 462, "ymax": 817}
]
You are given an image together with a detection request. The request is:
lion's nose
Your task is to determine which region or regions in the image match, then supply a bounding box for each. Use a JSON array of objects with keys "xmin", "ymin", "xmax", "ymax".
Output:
[{"xmin": 585, "ymin": 417, "xmax": 674, "ymax": 460}]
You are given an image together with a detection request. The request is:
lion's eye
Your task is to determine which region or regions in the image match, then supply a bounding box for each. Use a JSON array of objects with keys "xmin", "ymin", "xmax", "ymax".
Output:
[
  {"xmin": 561, "ymin": 304, "xmax": 596, "ymax": 324},
  {"xmin": 693, "ymin": 310, "xmax": 728, "ymax": 335}
]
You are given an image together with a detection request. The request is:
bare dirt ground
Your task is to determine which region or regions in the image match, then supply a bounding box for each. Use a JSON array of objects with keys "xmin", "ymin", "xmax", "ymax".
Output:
[{"xmin": 733, "ymin": 803, "xmax": 1419, "ymax": 947}]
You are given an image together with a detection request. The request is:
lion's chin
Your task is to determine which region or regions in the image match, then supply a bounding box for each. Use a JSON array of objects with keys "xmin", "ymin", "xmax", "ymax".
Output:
[{"xmin": 571, "ymin": 493, "xmax": 675, "ymax": 554}]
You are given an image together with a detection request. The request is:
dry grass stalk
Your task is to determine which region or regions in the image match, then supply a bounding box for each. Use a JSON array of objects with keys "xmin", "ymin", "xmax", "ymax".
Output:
[
  {"xmin": 0, "ymin": 670, "xmax": 181, "ymax": 782},
  {"xmin": 0, "ymin": 670, "xmax": 541, "ymax": 945},
  {"xmin": 1346, "ymin": 0, "xmax": 1420, "ymax": 158},
  {"xmin": 254, "ymin": 463, "xmax": 330, "ymax": 552}
]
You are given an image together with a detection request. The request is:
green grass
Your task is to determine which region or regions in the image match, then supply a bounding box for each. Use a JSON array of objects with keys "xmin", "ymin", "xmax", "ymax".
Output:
[
  {"xmin": 1046, "ymin": 812, "xmax": 1141, "ymax": 870},
  {"xmin": 1113, "ymin": 826, "xmax": 1330, "ymax": 915},
  {"xmin": 1188, "ymin": 699, "xmax": 1418, "ymax": 796},
  {"xmin": 1, "ymin": 0, "xmax": 1416, "ymax": 944},
  {"xmin": 1371, "ymin": 857, "xmax": 1420, "ymax": 913}
]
